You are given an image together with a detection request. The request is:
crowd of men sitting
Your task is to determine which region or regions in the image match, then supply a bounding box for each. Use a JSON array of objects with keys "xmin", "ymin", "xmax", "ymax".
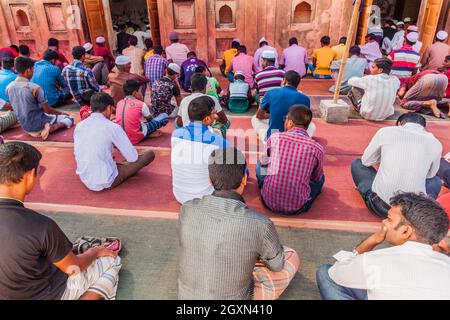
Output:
[{"xmin": 0, "ymin": 22, "xmax": 449, "ymax": 300}]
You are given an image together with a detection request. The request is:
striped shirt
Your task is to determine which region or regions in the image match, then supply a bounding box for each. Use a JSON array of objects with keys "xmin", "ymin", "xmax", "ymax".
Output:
[
  {"xmin": 348, "ymin": 73, "xmax": 400, "ymax": 121},
  {"xmin": 389, "ymin": 45, "xmax": 420, "ymax": 78},
  {"xmin": 229, "ymin": 80, "xmax": 250, "ymax": 99},
  {"xmin": 261, "ymin": 128, "xmax": 324, "ymax": 213},
  {"xmin": 362, "ymin": 123, "xmax": 442, "ymax": 204},
  {"xmin": 255, "ymin": 66, "xmax": 285, "ymax": 98},
  {"xmin": 144, "ymin": 54, "xmax": 168, "ymax": 87},
  {"xmin": 178, "ymin": 190, "xmax": 285, "ymax": 300}
]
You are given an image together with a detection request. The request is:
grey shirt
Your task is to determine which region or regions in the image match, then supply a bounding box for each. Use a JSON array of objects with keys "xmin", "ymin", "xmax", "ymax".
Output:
[{"xmin": 178, "ymin": 191, "xmax": 285, "ymax": 300}]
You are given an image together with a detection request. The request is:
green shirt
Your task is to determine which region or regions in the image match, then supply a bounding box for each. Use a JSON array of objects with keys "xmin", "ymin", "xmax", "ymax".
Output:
[{"xmin": 206, "ymin": 77, "xmax": 220, "ymax": 99}]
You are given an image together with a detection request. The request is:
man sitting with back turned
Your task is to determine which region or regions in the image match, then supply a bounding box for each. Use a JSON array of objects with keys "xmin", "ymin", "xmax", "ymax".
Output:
[
  {"xmin": 351, "ymin": 113, "xmax": 442, "ymax": 218},
  {"xmin": 0, "ymin": 141, "xmax": 122, "ymax": 300},
  {"xmin": 178, "ymin": 147, "xmax": 300, "ymax": 300},
  {"xmin": 317, "ymin": 192, "xmax": 450, "ymax": 300},
  {"xmin": 74, "ymin": 92, "xmax": 155, "ymax": 191}
]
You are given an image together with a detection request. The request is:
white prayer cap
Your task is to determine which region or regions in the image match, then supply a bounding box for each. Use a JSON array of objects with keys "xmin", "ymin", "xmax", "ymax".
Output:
[
  {"xmin": 396, "ymin": 21, "xmax": 404, "ymax": 26},
  {"xmin": 407, "ymin": 25, "xmax": 418, "ymax": 32},
  {"xmin": 437, "ymin": 30, "xmax": 449, "ymax": 41},
  {"xmin": 115, "ymin": 55, "xmax": 131, "ymax": 65},
  {"xmin": 262, "ymin": 50, "xmax": 276, "ymax": 60},
  {"xmin": 96, "ymin": 36, "xmax": 106, "ymax": 44},
  {"xmin": 234, "ymin": 70, "xmax": 245, "ymax": 77},
  {"xmin": 406, "ymin": 32, "xmax": 419, "ymax": 43},
  {"xmin": 259, "ymin": 37, "xmax": 267, "ymax": 44},
  {"xmin": 404, "ymin": 17, "xmax": 411, "ymax": 23},
  {"xmin": 167, "ymin": 63, "xmax": 181, "ymax": 74},
  {"xmin": 232, "ymin": 38, "xmax": 241, "ymax": 44},
  {"xmin": 83, "ymin": 42, "xmax": 93, "ymax": 52}
]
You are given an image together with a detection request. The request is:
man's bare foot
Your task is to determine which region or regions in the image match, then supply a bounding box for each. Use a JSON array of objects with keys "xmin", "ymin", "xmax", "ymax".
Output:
[
  {"xmin": 425, "ymin": 100, "xmax": 444, "ymax": 119},
  {"xmin": 41, "ymin": 123, "xmax": 51, "ymax": 141},
  {"xmin": 149, "ymin": 130, "xmax": 162, "ymax": 138}
]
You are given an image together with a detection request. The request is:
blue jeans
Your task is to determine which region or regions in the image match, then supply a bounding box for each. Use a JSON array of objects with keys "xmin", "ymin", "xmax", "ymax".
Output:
[
  {"xmin": 256, "ymin": 161, "xmax": 325, "ymax": 214},
  {"xmin": 316, "ymin": 264, "xmax": 368, "ymax": 300},
  {"xmin": 143, "ymin": 113, "xmax": 169, "ymax": 139},
  {"xmin": 351, "ymin": 159, "xmax": 442, "ymax": 218}
]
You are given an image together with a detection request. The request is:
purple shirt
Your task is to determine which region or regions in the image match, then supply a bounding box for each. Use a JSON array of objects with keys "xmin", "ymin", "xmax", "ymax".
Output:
[
  {"xmin": 180, "ymin": 58, "xmax": 209, "ymax": 91},
  {"xmin": 254, "ymin": 45, "xmax": 279, "ymax": 72},
  {"xmin": 229, "ymin": 53, "xmax": 257, "ymax": 87},
  {"xmin": 280, "ymin": 44, "xmax": 308, "ymax": 77}
]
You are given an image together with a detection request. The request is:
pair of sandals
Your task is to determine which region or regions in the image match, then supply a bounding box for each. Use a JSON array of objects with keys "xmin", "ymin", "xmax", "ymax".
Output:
[{"xmin": 72, "ymin": 236, "xmax": 123, "ymax": 255}]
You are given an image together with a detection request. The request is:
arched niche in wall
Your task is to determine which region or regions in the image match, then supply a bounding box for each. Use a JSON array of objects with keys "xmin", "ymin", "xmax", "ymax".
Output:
[
  {"xmin": 16, "ymin": 10, "xmax": 30, "ymax": 27},
  {"xmin": 216, "ymin": 0, "xmax": 236, "ymax": 28},
  {"xmin": 292, "ymin": 0, "xmax": 316, "ymax": 25}
]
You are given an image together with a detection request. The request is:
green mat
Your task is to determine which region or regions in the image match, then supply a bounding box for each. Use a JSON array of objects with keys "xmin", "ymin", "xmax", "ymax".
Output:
[{"xmin": 45, "ymin": 211, "xmax": 371, "ymax": 300}]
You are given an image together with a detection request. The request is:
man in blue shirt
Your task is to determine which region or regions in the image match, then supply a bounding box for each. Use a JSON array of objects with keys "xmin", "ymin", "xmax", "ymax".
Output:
[
  {"xmin": 252, "ymin": 71, "xmax": 316, "ymax": 144},
  {"xmin": 31, "ymin": 50, "xmax": 72, "ymax": 107},
  {"xmin": 0, "ymin": 57, "xmax": 17, "ymax": 110}
]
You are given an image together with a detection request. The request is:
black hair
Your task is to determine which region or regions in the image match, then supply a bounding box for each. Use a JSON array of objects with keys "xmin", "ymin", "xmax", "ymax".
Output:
[
  {"xmin": 48, "ymin": 38, "xmax": 59, "ymax": 47},
  {"xmin": 10, "ymin": 45, "xmax": 19, "ymax": 53},
  {"xmin": 1, "ymin": 57, "xmax": 14, "ymax": 70},
  {"xmin": 349, "ymin": 45, "xmax": 361, "ymax": 56},
  {"xmin": 123, "ymin": 80, "xmax": 140, "ymax": 96},
  {"xmin": 72, "ymin": 46, "xmax": 86, "ymax": 60},
  {"xmin": 231, "ymin": 41, "xmax": 240, "ymax": 49},
  {"xmin": 238, "ymin": 45, "xmax": 247, "ymax": 54},
  {"xmin": 396, "ymin": 112, "xmax": 426, "ymax": 128},
  {"xmin": 154, "ymin": 45, "xmax": 163, "ymax": 55},
  {"xmin": 208, "ymin": 147, "xmax": 247, "ymax": 191},
  {"xmin": 0, "ymin": 142, "xmax": 42, "ymax": 184},
  {"xmin": 260, "ymin": 41, "xmax": 268, "ymax": 47},
  {"xmin": 128, "ymin": 35, "xmax": 138, "ymax": 46},
  {"xmin": 284, "ymin": 70, "xmax": 301, "ymax": 88},
  {"xmin": 373, "ymin": 57, "xmax": 393, "ymax": 74},
  {"xmin": 188, "ymin": 96, "xmax": 215, "ymax": 122},
  {"xmin": 144, "ymin": 38, "xmax": 154, "ymax": 50},
  {"xmin": 187, "ymin": 51, "xmax": 196, "ymax": 58},
  {"xmin": 43, "ymin": 49, "xmax": 60, "ymax": 61},
  {"xmin": 80, "ymin": 89, "xmax": 95, "ymax": 106},
  {"xmin": 390, "ymin": 193, "xmax": 449, "ymax": 245},
  {"xmin": 14, "ymin": 56, "xmax": 34, "ymax": 74},
  {"xmin": 195, "ymin": 66, "xmax": 206, "ymax": 73},
  {"xmin": 190, "ymin": 73, "xmax": 207, "ymax": 92},
  {"xmin": 289, "ymin": 37, "xmax": 298, "ymax": 46},
  {"xmin": 321, "ymin": 36, "xmax": 331, "ymax": 45},
  {"xmin": 339, "ymin": 37, "xmax": 347, "ymax": 45},
  {"xmin": 19, "ymin": 45, "xmax": 30, "ymax": 56},
  {"xmin": 287, "ymin": 105, "xmax": 312, "ymax": 129},
  {"xmin": 234, "ymin": 73, "xmax": 245, "ymax": 81},
  {"xmin": 90, "ymin": 92, "xmax": 115, "ymax": 113}
]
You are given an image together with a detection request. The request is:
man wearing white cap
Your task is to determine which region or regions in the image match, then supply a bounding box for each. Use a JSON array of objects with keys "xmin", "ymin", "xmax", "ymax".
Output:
[
  {"xmin": 133, "ymin": 25, "xmax": 152, "ymax": 50},
  {"xmin": 421, "ymin": 31, "xmax": 450, "ymax": 71},
  {"xmin": 388, "ymin": 32, "xmax": 421, "ymax": 79},
  {"xmin": 108, "ymin": 55, "xmax": 148, "ymax": 104},
  {"xmin": 83, "ymin": 42, "xmax": 108, "ymax": 85},
  {"xmin": 150, "ymin": 63, "xmax": 182, "ymax": 117},
  {"xmin": 384, "ymin": 21, "xmax": 405, "ymax": 53},
  {"xmin": 255, "ymin": 50, "xmax": 285, "ymax": 99},
  {"xmin": 94, "ymin": 36, "xmax": 114, "ymax": 71},
  {"xmin": 254, "ymin": 37, "xmax": 278, "ymax": 72}
]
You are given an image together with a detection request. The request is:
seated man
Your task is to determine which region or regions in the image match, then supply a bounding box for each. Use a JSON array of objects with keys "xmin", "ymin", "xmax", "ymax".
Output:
[
  {"xmin": 196, "ymin": 66, "xmax": 222, "ymax": 100},
  {"xmin": 309, "ymin": 36, "xmax": 336, "ymax": 79},
  {"xmin": 317, "ymin": 192, "xmax": 450, "ymax": 300},
  {"xmin": 257, "ymin": 105, "xmax": 325, "ymax": 215},
  {"xmin": 329, "ymin": 46, "xmax": 368, "ymax": 94},
  {"xmin": 151, "ymin": 63, "xmax": 182, "ymax": 117},
  {"xmin": 74, "ymin": 92, "xmax": 155, "ymax": 191},
  {"xmin": 31, "ymin": 50, "xmax": 72, "ymax": 108},
  {"xmin": 351, "ymin": 113, "xmax": 442, "ymax": 218},
  {"xmin": 388, "ymin": 32, "xmax": 421, "ymax": 79},
  {"xmin": 359, "ymin": 34, "xmax": 382, "ymax": 66},
  {"xmin": 115, "ymin": 80, "xmax": 169, "ymax": 145},
  {"xmin": 7, "ymin": 57, "xmax": 73, "ymax": 141},
  {"xmin": 179, "ymin": 51, "xmax": 210, "ymax": 92},
  {"xmin": 83, "ymin": 42, "xmax": 108, "ymax": 85},
  {"xmin": 254, "ymin": 50, "xmax": 285, "ymax": 100},
  {"xmin": 176, "ymin": 73, "xmax": 230, "ymax": 137},
  {"xmin": 438, "ymin": 152, "xmax": 450, "ymax": 189},
  {"xmin": 225, "ymin": 71, "xmax": 254, "ymax": 113},
  {"xmin": 252, "ymin": 71, "xmax": 315, "ymax": 144},
  {"xmin": 348, "ymin": 58, "xmax": 400, "ymax": 121},
  {"xmin": 397, "ymin": 70, "xmax": 449, "ymax": 119},
  {"xmin": 171, "ymin": 96, "xmax": 229, "ymax": 204},
  {"xmin": 178, "ymin": 147, "xmax": 300, "ymax": 300},
  {"xmin": 0, "ymin": 57, "xmax": 17, "ymax": 110},
  {"xmin": 0, "ymin": 141, "xmax": 122, "ymax": 300}
]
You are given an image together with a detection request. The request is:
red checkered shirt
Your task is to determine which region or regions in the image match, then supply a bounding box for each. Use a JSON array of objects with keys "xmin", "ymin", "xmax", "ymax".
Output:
[{"xmin": 261, "ymin": 128, "xmax": 324, "ymax": 213}]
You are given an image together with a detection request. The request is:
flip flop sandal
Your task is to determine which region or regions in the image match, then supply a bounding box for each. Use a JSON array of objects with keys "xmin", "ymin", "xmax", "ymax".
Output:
[
  {"xmin": 437, "ymin": 112, "xmax": 447, "ymax": 119},
  {"xmin": 103, "ymin": 237, "xmax": 123, "ymax": 254},
  {"xmin": 72, "ymin": 236, "xmax": 103, "ymax": 254}
]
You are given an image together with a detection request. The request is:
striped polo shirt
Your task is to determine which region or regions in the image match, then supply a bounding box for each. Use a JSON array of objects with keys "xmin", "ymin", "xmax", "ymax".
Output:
[
  {"xmin": 255, "ymin": 66, "xmax": 285, "ymax": 98},
  {"xmin": 389, "ymin": 45, "xmax": 420, "ymax": 79}
]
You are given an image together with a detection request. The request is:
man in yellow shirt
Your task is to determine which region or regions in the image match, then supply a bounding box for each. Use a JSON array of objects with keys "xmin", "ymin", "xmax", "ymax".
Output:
[
  {"xmin": 144, "ymin": 39, "xmax": 154, "ymax": 61},
  {"xmin": 332, "ymin": 37, "xmax": 347, "ymax": 60},
  {"xmin": 221, "ymin": 39, "xmax": 240, "ymax": 81},
  {"xmin": 309, "ymin": 36, "xmax": 336, "ymax": 79}
]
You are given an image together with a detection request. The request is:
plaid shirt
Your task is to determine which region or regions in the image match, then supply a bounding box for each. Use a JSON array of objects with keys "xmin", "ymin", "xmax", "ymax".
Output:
[
  {"xmin": 62, "ymin": 60, "xmax": 99, "ymax": 106},
  {"xmin": 261, "ymin": 128, "xmax": 324, "ymax": 213},
  {"xmin": 31, "ymin": 60, "xmax": 66, "ymax": 106},
  {"xmin": 145, "ymin": 54, "xmax": 168, "ymax": 87}
]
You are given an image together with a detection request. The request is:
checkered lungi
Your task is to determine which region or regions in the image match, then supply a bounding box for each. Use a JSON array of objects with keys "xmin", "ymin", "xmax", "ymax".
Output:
[{"xmin": 0, "ymin": 111, "xmax": 18, "ymax": 133}]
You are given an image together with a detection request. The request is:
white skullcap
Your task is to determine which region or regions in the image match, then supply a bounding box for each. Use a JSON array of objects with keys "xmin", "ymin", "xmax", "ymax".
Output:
[
  {"xmin": 167, "ymin": 63, "xmax": 181, "ymax": 74},
  {"xmin": 262, "ymin": 50, "xmax": 276, "ymax": 60},
  {"xmin": 234, "ymin": 70, "xmax": 245, "ymax": 77},
  {"xmin": 407, "ymin": 25, "xmax": 418, "ymax": 32},
  {"xmin": 259, "ymin": 37, "xmax": 267, "ymax": 44},
  {"xmin": 232, "ymin": 38, "xmax": 241, "ymax": 44},
  {"xmin": 83, "ymin": 42, "xmax": 93, "ymax": 52},
  {"xmin": 96, "ymin": 36, "xmax": 106, "ymax": 44},
  {"xmin": 404, "ymin": 17, "xmax": 411, "ymax": 23},
  {"xmin": 396, "ymin": 21, "xmax": 404, "ymax": 26},
  {"xmin": 406, "ymin": 32, "xmax": 419, "ymax": 43},
  {"xmin": 115, "ymin": 55, "xmax": 131, "ymax": 65},
  {"xmin": 437, "ymin": 30, "xmax": 449, "ymax": 41}
]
